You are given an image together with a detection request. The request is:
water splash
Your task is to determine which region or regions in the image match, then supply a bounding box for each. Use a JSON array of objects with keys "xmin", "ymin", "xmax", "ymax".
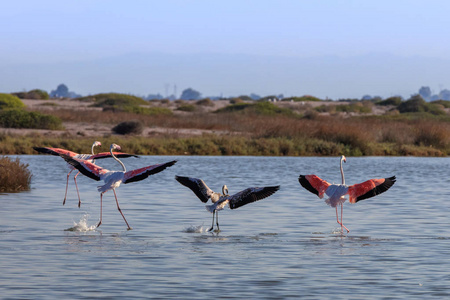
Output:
[
  {"xmin": 64, "ymin": 214, "xmax": 97, "ymax": 232},
  {"xmin": 183, "ymin": 225, "xmax": 204, "ymax": 233},
  {"xmin": 331, "ymin": 228, "xmax": 347, "ymax": 235}
]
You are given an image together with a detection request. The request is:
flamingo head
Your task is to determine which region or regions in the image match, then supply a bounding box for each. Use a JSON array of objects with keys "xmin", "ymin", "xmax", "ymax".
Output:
[
  {"xmin": 93, "ymin": 141, "xmax": 102, "ymax": 148},
  {"xmin": 341, "ymin": 155, "xmax": 346, "ymax": 163},
  {"xmin": 222, "ymin": 185, "xmax": 229, "ymax": 196},
  {"xmin": 111, "ymin": 143, "xmax": 121, "ymax": 151}
]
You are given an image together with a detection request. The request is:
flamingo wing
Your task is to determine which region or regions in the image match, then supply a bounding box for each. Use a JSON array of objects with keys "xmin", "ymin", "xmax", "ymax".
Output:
[
  {"xmin": 123, "ymin": 160, "xmax": 177, "ymax": 184},
  {"xmin": 89, "ymin": 152, "xmax": 139, "ymax": 160},
  {"xmin": 298, "ymin": 175, "xmax": 331, "ymax": 199},
  {"xmin": 347, "ymin": 176, "xmax": 396, "ymax": 203},
  {"xmin": 61, "ymin": 154, "xmax": 107, "ymax": 181},
  {"xmin": 33, "ymin": 147, "xmax": 78, "ymax": 157},
  {"xmin": 228, "ymin": 186, "xmax": 280, "ymax": 209},
  {"xmin": 174, "ymin": 176, "xmax": 215, "ymax": 203}
]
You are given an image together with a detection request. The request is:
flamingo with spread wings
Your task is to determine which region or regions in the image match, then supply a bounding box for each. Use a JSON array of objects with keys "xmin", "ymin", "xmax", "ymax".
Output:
[
  {"xmin": 299, "ymin": 155, "xmax": 396, "ymax": 233},
  {"xmin": 61, "ymin": 143, "xmax": 176, "ymax": 230},
  {"xmin": 175, "ymin": 176, "xmax": 280, "ymax": 232},
  {"xmin": 33, "ymin": 141, "xmax": 138, "ymax": 207}
]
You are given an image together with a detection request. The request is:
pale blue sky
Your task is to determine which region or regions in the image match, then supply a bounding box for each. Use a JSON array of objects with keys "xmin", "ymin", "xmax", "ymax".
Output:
[{"xmin": 1, "ymin": 0, "xmax": 450, "ymax": 98}]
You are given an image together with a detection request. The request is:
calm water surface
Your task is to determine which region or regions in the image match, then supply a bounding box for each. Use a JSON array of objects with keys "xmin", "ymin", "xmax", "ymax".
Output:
[{"xmin": 1, "ymin": 155, "xmax": 449, "ymax": 299}]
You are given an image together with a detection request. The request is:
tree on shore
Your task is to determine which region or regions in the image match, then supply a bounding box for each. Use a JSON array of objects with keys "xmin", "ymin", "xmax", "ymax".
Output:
[{"xmin": 180, "ymin": 88, "xmax": 201, "ymax": 100}]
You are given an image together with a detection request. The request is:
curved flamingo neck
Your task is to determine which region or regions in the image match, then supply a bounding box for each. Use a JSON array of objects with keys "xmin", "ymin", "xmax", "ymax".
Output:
[
  {"xmin": 91, "ymin": 143, "xmax": 96, "ymax": 155},
  {"xmin": 91, "ymin": 142, "xmax": 99, "ymax": 163},
  {"xmin": 110, "ymin": 145, "xmax": 126, "ymax": 172},
  {"xmin": 340, "ymin": 157, "xmax": 345, "ymax": 185}
]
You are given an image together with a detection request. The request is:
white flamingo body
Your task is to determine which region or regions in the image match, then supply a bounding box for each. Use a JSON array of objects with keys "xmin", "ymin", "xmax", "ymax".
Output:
[
  {"xmin": 299, "ymin": 155, "xmax": 396, "ymax": 233},
  {"xmin": 175, "ymin": 175, "xmax": 280, "ymax": 232},
  {"xmin": 323, "ymin": 184, "xmax": 348, "ymax": 208},
  {"xmin": 62, "ymin": 143, "xmax": 177, "ymax": 230}
]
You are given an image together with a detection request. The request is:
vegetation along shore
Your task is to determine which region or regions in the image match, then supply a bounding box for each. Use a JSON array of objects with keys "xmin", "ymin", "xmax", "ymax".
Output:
[{"xmin": 0, "ymin": 91, "xmax": 449, "ymax": 157}]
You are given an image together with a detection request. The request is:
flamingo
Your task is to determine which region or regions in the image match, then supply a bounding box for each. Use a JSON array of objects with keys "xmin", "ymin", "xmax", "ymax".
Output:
[
  {"xmin": 61, "ymin": 143, "xmax": 177, "ymax": 230},
  {"xmin": 175, "ymin": 176, "xmax": 280, "ymax": 232},
  {"xmin": 298, "ymin": 155, "xmax": 396, "ymax": 233},
  {"xmin": 33, "ymin": 141, "xmax": 138, "ymax": 207}
]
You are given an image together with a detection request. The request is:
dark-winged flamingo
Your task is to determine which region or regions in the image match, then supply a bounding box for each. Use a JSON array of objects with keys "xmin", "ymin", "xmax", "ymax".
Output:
[
  {"xmin": 299, "ymin": 155, "xmax": 396, "ymax": 233},
  {"xmin": 175, "ymin": 176, "xmax": 280, "ymax": 232},
  {"xmin": 33, "ymin": 141, "xmax": 138, "ymax": 207},
  {"xmin": 61, "ymin": 143, "xmax": 176, "ymax": 230}
]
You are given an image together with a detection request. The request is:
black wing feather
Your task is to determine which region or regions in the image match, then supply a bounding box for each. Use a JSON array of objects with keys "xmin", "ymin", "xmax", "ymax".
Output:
[
  {"xmin": 174, "ymin": 176, "xmax": 210, "ymax": 203},
  {"xmin": 61, "ymin": 154, "xmax": 101, "ymax": 181},
  {"xmin": 124, "ymin": 160, "xmax": 177, "ymax": 184},
  {"xmin": 229, "ymin": 186, "xmax": 280, "ymax": 209},
  {"xmin": 33, "ymin": 147, "xmax": 61, "ymax": 156},
  {"xmin": 298, "ymin": 175, "xmax": 319, "ymax": 196},
  {"xmin": 356, "ymin": 176, "xmax": 396, "ymax": 202}
]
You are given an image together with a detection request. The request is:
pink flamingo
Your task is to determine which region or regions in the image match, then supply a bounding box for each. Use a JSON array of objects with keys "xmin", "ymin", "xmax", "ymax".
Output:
[
  {"xmin": 61, "ymin": 143, "xmax": 177, "ymax": 230},
  {"xmin": 299, "ymin": 155, "xmax": 396, "ymax": 233},
  {"xmin": 33, "ymin": 141, "xmax": 137, "ymax": 207}
]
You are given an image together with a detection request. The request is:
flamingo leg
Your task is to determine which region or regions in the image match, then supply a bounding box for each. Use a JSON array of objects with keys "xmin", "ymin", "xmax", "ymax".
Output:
[
  {"xmin": 208, "ymin": 210, "xmax": 215, "ymax": 231},
  {"xmin": 73, "ymin": 171, "xmax": 82, "ymax": 208},
  {"xmin": 113, "ymin": 189, "xmax": 132, "ymax": 230},
  {"xmin": 335, "ymin": 204, "xmax": 349, "ymax": 233},
  {"xmin": 216, "ymin": 211, "xmax": 220, "ymax": 232},
  {"xmin": 63, "ymin": 169, "xmax": 74, "ymax": 205},
  {"xmin": 97, "ymin": 192, "xmax": 103, "ymax": 228}
]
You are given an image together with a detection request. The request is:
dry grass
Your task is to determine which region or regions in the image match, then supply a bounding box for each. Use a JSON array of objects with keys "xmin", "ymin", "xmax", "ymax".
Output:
[
  {"xmin": 0, "ymin": 156, "xmax": 32, "ymax": 192},
  {"xmin": 8, "ymin": 101, "xmax": 450, "ymax": 156}
]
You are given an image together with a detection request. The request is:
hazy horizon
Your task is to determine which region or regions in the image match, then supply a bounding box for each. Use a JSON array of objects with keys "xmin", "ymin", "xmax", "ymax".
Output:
[{"xmin": 2, "ymin": 1, "xmax": 450, "ymax": 99}]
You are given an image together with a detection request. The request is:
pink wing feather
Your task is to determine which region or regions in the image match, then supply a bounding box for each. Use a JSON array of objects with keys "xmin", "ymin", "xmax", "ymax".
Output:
[
  {"xmin": 299, "ymin": 175, "xmax": 331, "ymax": 198},
  {"xmin": 123, "ymin": 160, "xmax": 177, "ymax": 184},
  {"xmin": 33, "ymin": 147, "xmax": 78, "ymax": 157},
  {"xmin": 347, "ymin": 176, "xmax": 396, "ymax": 203}
]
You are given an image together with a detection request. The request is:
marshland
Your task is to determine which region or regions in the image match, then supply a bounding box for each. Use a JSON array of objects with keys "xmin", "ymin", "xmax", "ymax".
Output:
[{"xmin": 0, "ymin": 92, "xmax": 449, "ymax": 157}]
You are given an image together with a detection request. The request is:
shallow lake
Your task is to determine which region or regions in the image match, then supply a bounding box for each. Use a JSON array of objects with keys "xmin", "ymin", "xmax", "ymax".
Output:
[{"xmin": 1, "ymin": 155, "xmax": 449, "ymax": 299}]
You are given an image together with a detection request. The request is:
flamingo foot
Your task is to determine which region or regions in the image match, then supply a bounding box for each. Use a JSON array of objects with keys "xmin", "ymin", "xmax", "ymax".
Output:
[
  {"xmin": 127, "ymin": 226, "xmax": 133, "ymax": 231},
  {"xmin": 208, "ymin": 226, "xmax": 214, "ymax": 232},
  {"xmin": 337, "ymin": 221, "xmax": 350, "ymax": 233},
  {"xmin": 63, "ymin": 198, "xmax": 66, "ymax": 206},
  {"xmin": 97, "ymin": 221, "xmax": 102, "ymax": 228}
]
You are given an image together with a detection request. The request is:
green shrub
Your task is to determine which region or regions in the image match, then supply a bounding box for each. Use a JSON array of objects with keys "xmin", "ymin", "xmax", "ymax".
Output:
[
  {"xmin": 431, "ymin": 100, "xmax": 450, "ymax": 108},
  {"xmin": 286, "ymin": 95, "xmax": 323, "ymax": 102},
  {"xmin": 398, "ymin": 96, "xmax": 445, "ymax": 115},
  {"xmin": 376, "ymin": 96, "xmax": 402, "ymax": 106},
  {"xmin": 0, "ymin": 156, "xmax": 32, "ymax": 192},
  {"xmin": 177, "ymin": 104, "xmax": 196, "ymax": 112},
  {"xmin": 316, "ymin": 102, "xmax": 372, "ymax": 114},
  {"xmin": 83, "ymin": 93, "xmax": 174, "ymax": 116},
  {"xmin": 196, "ymin": 98, "xmax": 214, "ymax": 106},
  {"xmin": 216, "ymin": 101, "xmax": 294, "ymax": 116},
  {"xmin": 235, "ymin": 95, "xmax": 253, "ymax": 101},
  {"xmin": 11, "ymin": 89, "xmax": 49, "ymax": 100},
  {"xmin": 229, "ymin": 98, "xmax": 244, "ymax": 104},
  {"xmin": 123, "ymin": 106, "xmax": 172, "ymax": 115},
  {"xmin": 112, "ymin": 120, "xmax": 144, "ymax": 135},
  {"xmin": 84, "ymin": 93, "xmax": 148, "ymax": 107},
  {"xmin": 0, "ymin": 93, "xmax": 25, "ymax": 110},
  {"xmin": 215, "ymin": 102, "xmax": 251, "ymax": 113},
  {"xmin": 0, "ymin": 109, "xmax": 64, "ymax": 130},
  {"xmin": 335, "ymin": 102, "xmax": 373, "ymax": 113}
]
